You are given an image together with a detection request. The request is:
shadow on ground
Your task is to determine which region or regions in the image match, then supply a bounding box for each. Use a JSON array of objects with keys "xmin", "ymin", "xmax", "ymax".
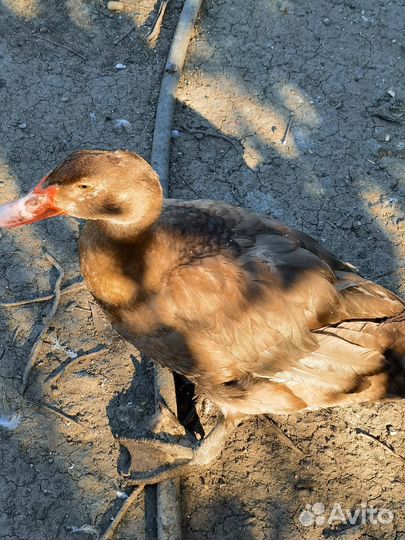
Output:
[{"xmin": 0, "ymin": 0, "xmax": 404, "ymax": 538}]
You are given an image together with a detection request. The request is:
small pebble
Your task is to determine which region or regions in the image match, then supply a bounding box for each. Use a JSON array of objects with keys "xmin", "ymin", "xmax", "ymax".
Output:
[
  {"xmin": 115, "ymin": 63, "xmax": 126, "ymax": 70},
  {"xmin": 384, "ymin": 134, "xmax": 391, "ymax": 142},
  {"xmin": 386, "ymin": 425, "xmax": 398, "ymax": 436},
  {"xmin": 171, "ymin": 129, "xmax": 181, "ymax": 139},
  {"xmin": 386, "ymin": 88, "xmax": 396, "ymax": 98},
  {"xmin": 18, "ymin": 123, "xmax": 27, "ymax": 129},
  {"xmin": 116, "ymin": 491, "xmax": 128, "ymax": 500},
  {"xmin": 89, "ymin": 112, "xmax": 97, "ymax": 122}
]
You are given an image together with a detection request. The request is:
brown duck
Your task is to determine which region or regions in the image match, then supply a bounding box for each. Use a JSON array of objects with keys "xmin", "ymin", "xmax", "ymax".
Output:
[{"xmin": 0, "ymin": 149, "xmax": 404, "ymax": 483}]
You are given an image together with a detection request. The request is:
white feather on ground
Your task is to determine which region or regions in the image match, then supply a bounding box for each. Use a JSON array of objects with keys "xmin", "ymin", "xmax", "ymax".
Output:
[
  {"xmin": 0, "ymin": 413, "xmax": 21, "ymax": 430},
  {"xmin": 68, "ymin": 525, "xmax": 100, "ymax": 538}
]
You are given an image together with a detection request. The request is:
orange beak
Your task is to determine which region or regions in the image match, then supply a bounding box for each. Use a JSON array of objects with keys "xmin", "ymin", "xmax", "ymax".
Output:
[{"xmin": 0, "ymin": 178, "xmax": 66, "ymax": 229}]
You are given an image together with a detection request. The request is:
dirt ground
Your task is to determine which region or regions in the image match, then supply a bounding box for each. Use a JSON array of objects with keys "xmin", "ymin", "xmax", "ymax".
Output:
[{"xmin": 0, "ymin": 0, "xmax": 404, "ymax": 539}]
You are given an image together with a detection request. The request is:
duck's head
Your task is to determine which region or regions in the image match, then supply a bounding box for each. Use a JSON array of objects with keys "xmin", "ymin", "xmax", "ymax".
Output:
[{"xmin": 0, "ymin": 149, "xmax": 163, "ymax": 230}]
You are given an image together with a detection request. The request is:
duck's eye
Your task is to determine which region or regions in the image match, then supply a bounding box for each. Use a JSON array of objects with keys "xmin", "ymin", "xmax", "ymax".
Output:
[{"xmin": 77, "ymin": 184, "xmax": 91, "ymax": 190}]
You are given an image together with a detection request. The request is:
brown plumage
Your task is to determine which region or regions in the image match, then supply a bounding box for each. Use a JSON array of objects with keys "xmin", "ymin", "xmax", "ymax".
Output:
[
  {"xmin": 1, "ymin": 149, "xmax": 404, "ymax": 481},
  {"xmin": 48, "ymin": 150, "xmax": 405, "ymax": 416}
]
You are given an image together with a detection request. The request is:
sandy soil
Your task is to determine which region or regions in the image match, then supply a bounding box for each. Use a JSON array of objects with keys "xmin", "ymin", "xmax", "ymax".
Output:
[{"xmin": 0, "ymin": 0, "xmax": 404, "ymax": 539}]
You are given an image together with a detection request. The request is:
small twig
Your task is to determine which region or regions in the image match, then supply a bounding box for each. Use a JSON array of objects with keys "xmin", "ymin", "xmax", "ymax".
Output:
[
  {"xmin": 219, "ymin": 143, "xmax": 233, "ymax": 160},
  {"xmin": 231, "ymin": 185, "xmax": 244, "ymax": 206},
  {"xmin": 46, "ymin": 346, "xmax": 108, "ymax": 383},
  {"xmin": 114, "ymin": 26, "xmax": 135, "ymax": 46},
  {"xmin": 25, "ymin": 398, "xmax": 80, "ymax": 425},
  {"xmin": 355, "ymin": 428, "xmax": 405, "ymax": 464},
  {"xmin": 21, "ymin": 253, "xmax": 64, "ymax": 394},
  {"xmin": 180, "ymin": 125, "xmax": 240, "ymax": 153},
  {"xmin": 100, "ymin": 485, "xmax": 144, "ymax": 540},
  {"xmin": 265, "ymin": 416, "xmax": 303, "ymax": 454},
  {"xmin": 370, "ymin": 110, "xmax": 402, "ymax": 124},
  {"xmin": 1, "ymin": 295, "xmax": 51, "ymax": 308},
  {"xmin": 280, "ymin": 113, "xmax": 294, "ymax": 144},
  {"xmin": 178, "ymin": 172, "xmax": 202, "ymax": 198},
  {"xmin": 11, "ymin": 328, "xmax": 20, "ymax": 345},
  {"xmin": 32, "ymin": 33, "xmax": 86, "ymax": 60},
  {"xmin": 89, "ymin": 301, "xmax": 105, "ymax": 333},
  {"xmin": 1, "ymin": 279, "xmax": 85, "ymax": 308},
  {"xmin": 147, "ymin": 0, "xmax": 169, "ymax": 45},
  {"xmin": 370, "ymin": 266, "xmax": 405, "ymax": 281}
]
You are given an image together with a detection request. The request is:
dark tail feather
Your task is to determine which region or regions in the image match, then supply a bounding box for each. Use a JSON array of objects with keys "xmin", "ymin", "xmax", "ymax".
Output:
[{"xmin": 380, "ymin": 312, "xmax": 405, "ymax": 397}]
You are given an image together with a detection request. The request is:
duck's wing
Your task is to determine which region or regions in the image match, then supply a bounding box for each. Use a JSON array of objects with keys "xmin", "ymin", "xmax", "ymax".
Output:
[
  {"xmin": 161, "ymin": 199, "xmax": 404, "ymax": 329},
  {"xmin": 157, "ymin": 200, "xmax": 404, "ymax": 407}
]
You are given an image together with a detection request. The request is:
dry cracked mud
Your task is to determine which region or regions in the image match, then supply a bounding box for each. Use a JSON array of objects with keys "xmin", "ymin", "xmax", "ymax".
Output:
[{"xmin": 0, "ymin": 0, "xmax": 404, "ymax": 539}]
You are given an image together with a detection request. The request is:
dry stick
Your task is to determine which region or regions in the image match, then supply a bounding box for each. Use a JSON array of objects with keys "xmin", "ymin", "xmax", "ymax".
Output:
[
  {"xmin": 33, "ymin": 34, "xmax": 86, "ymax": 60},
  {"xmin": 178, "ymin": 172, "xmax": 202, "ymax": 198},
  {"xmin": 100, "ymin": 485, "xmax": 144, "ymax": 540},
  {"xmin": 147, "ymin": 0, "xmax": 170, "ymax": 45},
  {"xmin": 151, "ymin": 0, "xmax": 203, "ymax": 193},
  {"xmin": 47, "ymin": 347, "xmax": 108, "ymax": 383},
  {"xmin": 370, "ymin": 266, "xmax": 405, "ymax": 281},
  {"xmin": 355, "ymin": 428, "xmax": 405, "ymax": 464},
  {"xmin": 281, "ymin": 113, "xmax": 294, "ymax": 144},
  {"xmin": 25, "ymin": 398, "xmax": 80, "ymax": 425},
  {"xmin": 180, "ymin": 125, "xmax": 240, "ymax": 153},
  {"xmin": 371, "ymin": 110, "xmax": 402, "ymax": 124},
  {"xmin": 11, "ymin": 328, "xmax": 20, "ymax": 345},
  {"xmin": 150, "ymin": 2, "xmax": 202, "ymax": 540},
  {"xmin": 0, "ymin": 279, "xmax": 85, "ymax": 308},
  {"xmin": 21, "ymin": 253, "xmax": 64, "ymax": 394},
  {"xmin": 114, "ymin": 26, "xmax": 135, "ymax": 46},
  {"xmin": 265, "ymin": 416, "xmax": 303, "ymax": 455}
]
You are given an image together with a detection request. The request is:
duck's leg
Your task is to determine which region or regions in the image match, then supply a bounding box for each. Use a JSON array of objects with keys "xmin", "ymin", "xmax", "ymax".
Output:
[{"xmin": 121, "ymin": 410, "xmax": 237, "ymax": 485}]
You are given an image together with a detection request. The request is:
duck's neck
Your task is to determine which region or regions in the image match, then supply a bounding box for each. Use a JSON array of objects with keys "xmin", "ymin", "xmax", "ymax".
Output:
[
  {"xmin": 95, "ymin": 197, "xmax": 163, "ymax": 243},
  {"xmin": 79, "ymin": 196, "xmax": 163, "ymax": 310}
]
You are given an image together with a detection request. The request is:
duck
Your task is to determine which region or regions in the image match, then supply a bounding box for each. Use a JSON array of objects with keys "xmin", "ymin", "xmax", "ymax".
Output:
[{"xmin": 0, "ymin": 148, "xmax": 404, "ymax": 484}]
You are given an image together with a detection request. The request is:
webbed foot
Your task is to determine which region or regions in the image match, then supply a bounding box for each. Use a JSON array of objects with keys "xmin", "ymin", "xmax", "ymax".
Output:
[{"xmin": 120, "ymin": 409, "xmax": 236, "ymax": 485}]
